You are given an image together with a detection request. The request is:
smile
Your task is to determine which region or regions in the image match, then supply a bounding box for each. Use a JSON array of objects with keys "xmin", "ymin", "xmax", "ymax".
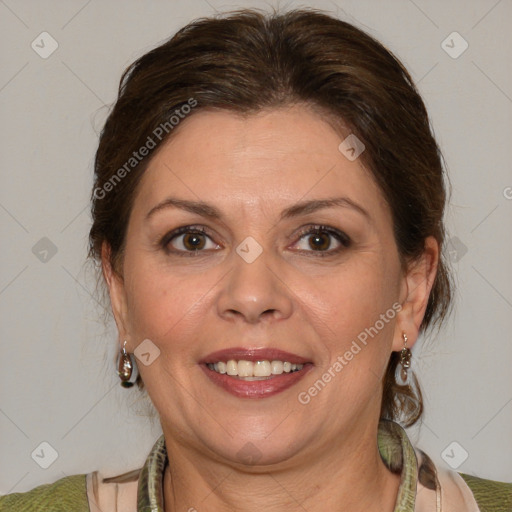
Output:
[
  {"xmin": 207, "ymin": 360, "xmax": 304, "ymax": 379},
  {"xmin": 200, "ymin": 347, "xmax": 313, "ymax": 399}
]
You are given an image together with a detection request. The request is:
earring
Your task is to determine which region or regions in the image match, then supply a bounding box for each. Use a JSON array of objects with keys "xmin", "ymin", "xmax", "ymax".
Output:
[
  {"xmin": 116, "ymin": 340, "xmax": 138, "ymax": 388},
  {"xmin": 398, "ymin": 332, "xmax": 412, "ymax": 385}
]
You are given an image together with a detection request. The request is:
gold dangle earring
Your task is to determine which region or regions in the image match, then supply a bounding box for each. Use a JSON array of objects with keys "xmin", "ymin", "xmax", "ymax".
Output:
[
  {"xmin": 117, "ymin": 340, "xmax": 138, "ymax": 388},
  {"xmin": 398, "ymin": 332, "xmax": 412, "ymax": 385}
]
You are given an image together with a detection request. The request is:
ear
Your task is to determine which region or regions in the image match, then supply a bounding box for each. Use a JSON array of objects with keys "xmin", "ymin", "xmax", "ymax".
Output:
[
  {"xmin": 392, "ymin": 236, "xmax": 439, "ymax": 351},
  {"xmin": 101, "ymin": 241, "xmax": 131, "ymax": 346}
]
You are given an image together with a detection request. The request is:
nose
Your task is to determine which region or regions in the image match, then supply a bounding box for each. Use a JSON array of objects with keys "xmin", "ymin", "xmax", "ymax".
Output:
[{"xmin": 216, "ymin": 246, "xmax": 294, "ymax": 324}]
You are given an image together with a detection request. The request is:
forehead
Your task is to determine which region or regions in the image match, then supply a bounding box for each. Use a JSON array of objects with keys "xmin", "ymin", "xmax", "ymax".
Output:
[
  {"xmin": 132, "ymin": 106, "xmax": 389, "ymax": 222},
  {"xmin": 150, "ymin": 106, "xmax": 349, "ymax": 171}
]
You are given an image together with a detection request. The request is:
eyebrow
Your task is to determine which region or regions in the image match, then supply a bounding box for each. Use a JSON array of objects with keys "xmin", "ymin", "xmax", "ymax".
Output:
[{"xmin": 146, "ymin": 196, "xmax": 371, "ymax": 223}]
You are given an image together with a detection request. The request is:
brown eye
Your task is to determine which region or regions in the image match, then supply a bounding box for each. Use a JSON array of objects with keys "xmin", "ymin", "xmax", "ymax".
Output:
[
  {"xmin": 308, "ymin": 232, "xmax": 331, "ymax": 251},
  {"xmin": 181, "ymin": 232, "xmax": 207, "ymax": 251},
  {"xmin": 294, "ymin": 225, "xmax": 351, "ymax": 255},
  {"xmin": 161, "ymin": 226, "xmax": 219, "ymax": 255}
]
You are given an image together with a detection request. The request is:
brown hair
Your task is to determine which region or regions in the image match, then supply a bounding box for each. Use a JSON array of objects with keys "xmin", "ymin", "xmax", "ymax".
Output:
[{"xmin": 89, "ymin": 8, "xmax": 453, "ymax": 427}]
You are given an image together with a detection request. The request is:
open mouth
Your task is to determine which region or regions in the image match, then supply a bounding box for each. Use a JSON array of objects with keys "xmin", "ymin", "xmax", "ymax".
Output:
[
  {"xmin": 200, "ymin": 350, "xmax": 313, "ymax": 398},
  {"xmin": 206, "ymin": 359, "xmax": 304, "ymax": 380}
]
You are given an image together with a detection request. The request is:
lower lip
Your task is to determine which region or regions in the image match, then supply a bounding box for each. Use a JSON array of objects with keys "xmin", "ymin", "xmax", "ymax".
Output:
[{"xmin": 200, "ymin": 364, "xmax": 313, "ymax": 399}]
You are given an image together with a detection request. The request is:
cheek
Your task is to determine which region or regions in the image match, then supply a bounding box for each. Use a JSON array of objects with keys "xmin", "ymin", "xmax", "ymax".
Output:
[
  {"xmin": 306, "ymin": 256, "xmax": 401, "ymax": 389},
  {"xmin": 123, "ymin": 249, "xmax": 181, "ymax": 340},
  {"xmin": 123, "ymin": 253, "xmax": 220, "ymax": 357},
  {"xmin": 126, "ymin": 272, "xmax": 191, "ymax": 342},
  {"xmin": 315, "ymin": 256, "xmax": 399, "ymax": 334}
]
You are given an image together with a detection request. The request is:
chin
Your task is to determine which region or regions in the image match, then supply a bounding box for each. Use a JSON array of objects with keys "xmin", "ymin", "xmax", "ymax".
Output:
[{"xmin": 198, "ymin": 425, "xmax": 313, "ymax": 469}]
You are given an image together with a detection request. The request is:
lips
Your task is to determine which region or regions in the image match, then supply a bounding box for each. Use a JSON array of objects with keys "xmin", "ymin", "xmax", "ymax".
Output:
[{"xmin": 199, "ymin": 347, "xmax": 313, "ymax": 399}]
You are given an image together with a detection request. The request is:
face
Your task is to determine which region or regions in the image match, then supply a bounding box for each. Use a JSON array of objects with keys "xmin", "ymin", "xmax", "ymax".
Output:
[{"xmin": 105, "ymin": 104, "xmax": 437, "ymax": 467}]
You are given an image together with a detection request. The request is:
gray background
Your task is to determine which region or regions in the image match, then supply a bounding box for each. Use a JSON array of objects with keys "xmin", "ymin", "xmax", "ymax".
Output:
[{"xmin": 1, "ymin": 0, "xmax": 511, "ymax": 494}]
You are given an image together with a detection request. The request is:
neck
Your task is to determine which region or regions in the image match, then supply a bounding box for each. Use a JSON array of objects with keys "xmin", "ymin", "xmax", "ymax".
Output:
[{"xmin": 162, "ymin": 420, "xmax": 401, "ymax": 512}]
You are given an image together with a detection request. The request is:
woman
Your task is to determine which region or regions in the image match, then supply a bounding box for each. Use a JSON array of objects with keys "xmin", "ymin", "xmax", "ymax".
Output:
[{"xmin": 1, "ymin": 8, "xmax": 510, "ymax": 512}]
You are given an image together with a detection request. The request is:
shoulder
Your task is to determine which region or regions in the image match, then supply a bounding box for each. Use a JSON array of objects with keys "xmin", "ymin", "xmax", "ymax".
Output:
[
  {"xmin": 0, "ymin": 468, "xmax": 141, "ymax": 512},
  {"xmin": 458, "ymin": 472, "xmax": 512, "ymax": 512},
  {"xmin": 0, "ymin": 473, "xmax": 89, "ymax": 512},
  {"xmin": 414, "ymin": 446, "xmax": 511, "ymax": 512},
  {"xmin": 379, "ymin": 421, "xmax": 512, "ymax": 511}
]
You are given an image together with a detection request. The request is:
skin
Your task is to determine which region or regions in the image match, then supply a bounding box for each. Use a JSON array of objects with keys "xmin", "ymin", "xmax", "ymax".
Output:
[{"xmin": 103, "ymin": 104, "xmax": 439, "ymax": 512}]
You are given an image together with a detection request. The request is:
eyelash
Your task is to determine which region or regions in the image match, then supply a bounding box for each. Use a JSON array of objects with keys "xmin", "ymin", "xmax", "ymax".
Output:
[{"xmin": 159, "ymin": 224, "xmax": 351, "ymax": 257}]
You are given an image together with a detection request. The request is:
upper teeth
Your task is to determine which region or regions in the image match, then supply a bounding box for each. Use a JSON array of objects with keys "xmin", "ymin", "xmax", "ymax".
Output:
[{"xmin": 207, "ymin": 360, "xmax": 304, "ymax": 377}]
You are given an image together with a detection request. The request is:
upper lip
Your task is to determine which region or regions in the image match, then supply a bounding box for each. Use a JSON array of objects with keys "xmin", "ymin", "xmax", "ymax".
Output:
[{"xmin": 200, "ymin": 347, "xmax": 312, "ymax": 365}]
